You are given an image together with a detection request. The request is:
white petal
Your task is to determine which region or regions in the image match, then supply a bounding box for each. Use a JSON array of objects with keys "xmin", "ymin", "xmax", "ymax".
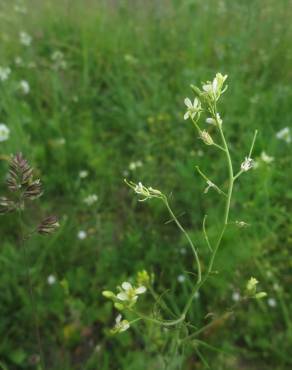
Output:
[
  {"xmin": 136, "ymin": 286, "xmax": 146, "ymax": 294},
  {"xmin": 120, "ymin": 321, "xmax": 130, "ymax": 332},
  {"xmin": 117, "ymin": 292, "xmax": 128, "ymax": 301},
  {"xmin": 184, "ymin": 112, "xmax": 189, "ymax": 120},
  {"xmin": 121, "ymin": 281, "xmax": 132, "ymax": 291},
  {"xmin": 184, "ymin": 97, "xmax": 192, "ymax": 108},
  {"xmin": 115, "ymin": 314, "xmax": 122, "ymax": 323}
]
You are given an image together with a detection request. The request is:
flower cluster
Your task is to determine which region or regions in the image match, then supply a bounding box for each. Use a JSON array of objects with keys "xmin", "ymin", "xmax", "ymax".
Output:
[
  {"xmin": 245, "ymin": 277, "xmax": 267, "ymax": 299},
  {"xmin": 201, "ymin": 73, "xmax": 228, "ymax": 102},
  {"xmin": 125, "ymin": 180, "xmax": 163, "ymax": 202}
]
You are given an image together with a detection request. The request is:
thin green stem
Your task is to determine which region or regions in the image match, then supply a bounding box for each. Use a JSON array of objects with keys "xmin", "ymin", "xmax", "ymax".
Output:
[
  {"xmin": 163, "ymin": 197, "xmax": 201, "ymax": 284},
  {"xmin": 18, "ymin": 211, "xmax": 46, "ymax": 370}
]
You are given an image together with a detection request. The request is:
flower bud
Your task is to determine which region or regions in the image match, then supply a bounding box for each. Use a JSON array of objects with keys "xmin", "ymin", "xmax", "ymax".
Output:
[
  {"xmin": 102, "ymin": 290, "xmax": 115, "ymax": 299},
  {"xmin": 200, "ymin": 130, "xmax": 214, "ymax": 145}
]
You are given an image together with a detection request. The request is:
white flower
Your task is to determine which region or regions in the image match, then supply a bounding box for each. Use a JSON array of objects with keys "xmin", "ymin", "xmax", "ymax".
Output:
[
  {"xmin": 19, "ymin": 80, "xmax": 30, "ymax": 94},
  {"xmin": 184, "ymin": 97, "xmax": 202, "ymax": 120},
  {"xmin": 84, "ymin": 194, "xmax": 98, "ymax": 206},
  {"xmin": 260, "ymin": 151, "xmax": 274, "ymax": 164},
  {"xmin": 204, "ymin": 180, "xmax": 215, "ymax": 194},
  {"xmin": 117, "ymin": 281, "xmax": 146, "ymax": 304},
  {"xmin": 0, "ymin": 124, "xmax": 10, "ymax": 142},
  {"xmin": 112, "ymin": 314, "xmax": 130, "ymax": 333},
  {"xmin": 0, "ymin": 67, "xmax": 11, "ymax": 81},
  {"xmin": 232, "ymin": 292, "xmax": 240, "ymax": 302},
  {"xmin": 241, "ymin": 157, "xmax": 253, "ymax": 172},
  {"xmin": 276, "ymin": 127, "xmax": 291, "ymax": 144},
  {"xmin": 129, "ymin": 161, "xmax": 143, "ymax": 171},
  {"xmin": 77, "ymin": 230, "xmax": 87, "ymax": 240},
  {"xmin": 202, "ymin": 73, "xmax": 228, "ymax": 101},
  {"xmin": 206, "ymin": 113, "xmax": 222, "ymax": 126},
  {"xmin": 128, "ymin": 181, "xmax": 162, "ymax": 201},
  {"xmin": 79, "ymin": 170, "xmax": 89, "ymax": 179},
  {"xmin": 19, "ymin": 31, "xmax": 32, "ymax": 46},
  {"xmin": 15, "ymin": 57, "xmax": 23, "ymax": 66},
  {"xmin": 177, "ymin": 274, "xmax": 186, "ymax": 283},
  {"xmin": 51, "ymin": 51, "xmax": 67, "ymax": 70},
  {"xmin": 47, "ymin": 275, "xmax": 56, "ymax": 285},
  {"xmin": 267, "ymin": 298, "xmax": 277, "ymax": 308}
]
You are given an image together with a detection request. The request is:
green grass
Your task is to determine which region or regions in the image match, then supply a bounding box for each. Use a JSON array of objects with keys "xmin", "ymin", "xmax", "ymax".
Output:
[{"xmin": 0, "ymin": 0, "xmax": 291, "ymax": 369}]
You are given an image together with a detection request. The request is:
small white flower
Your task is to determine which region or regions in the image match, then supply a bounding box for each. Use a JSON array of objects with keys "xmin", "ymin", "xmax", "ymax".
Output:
[
  {"xmin": 19, "ymin": 80, "xmax": 30, "ymax": 94},
  {"xmin": 117, "ymin": 281, "xmax": 146, "ymax": 304},
  {"xmin": 232, "ymin": 292, "xmax": 240, "ymax": 302},
  {"xmin": 202, "ymin": 73, "xmax": 228, "ymax": 100},
  {"xmin": 276, "ymin": 127, "xmax": 291, "ymax": 144},
  {"xmin": 79, "ymin": 170, "xmax": 89, "ymax": 179},
  {"xmin": 129, "ymin": 181, "xmax": 162, "ymax": 201},
  {"xmin": 184, "ymin": 97, "xmax": 202, "ymax": 120},
  {"xmin": 112, "ymin": 314, "xmax": 130, "ymax": 333},
  {"xmin": 19, "ymin": 31, "xmax": 32, "ymax": 46},
  {"xmin": 241, "ymin": 157, "xmax": 253, "ymax": 172},
  {"xmin": 206, "ymin": 113, "xmax": 222, "ymax": 126},
  {"xmin": 129, "ymin": 161, "xmax": 143, "ymax": 171},
  {"xmin": 0, "ymin": 124, "xmax": 10, "ymax": 142},
  {"xmin": 47, "ymin": 275, "xmax": 56, "ymax": 285},
  {"xmin": 204, "ymin": 180, "xmax": 215, "ymax": 194},
  {"xmin": 267, "ymin": 298, "xmax": 277, "ymax": 308},
  {"xmin": 84, "ymin": 194, "xmax": 98, "ymax": 206},
  {"xmin": 235, "ymin": 220, "xmax": 250, "ymax": 228},
  {"xmin": 15, "ymin": 57, "xmax": 23, "ymax": 66},
  {"xmin": 0, "ymin": 67, "xmax": 11, "ymax": 81},
  {"xmin": 77, "ymin": 230, "xmax": 87, "ymax": 240},
  {"xmin": 51, "ymin": 50, "xmax": 67, "ymax": 70},
  {"xmin": 260, "ymin": 151, "xmax": 274, "ymax": 164},
  {"xmin": 177, "ymin": 274, "xmax": 186, "ymax": 283}
]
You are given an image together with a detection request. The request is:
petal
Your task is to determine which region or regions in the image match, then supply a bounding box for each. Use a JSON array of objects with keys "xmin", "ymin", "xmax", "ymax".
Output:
[
  {"xmin": 193, "ymin": 98, "xmax": 199, "ymax": 107},
  {"xmin": 121, "ymin": 282, "xmax": 132, "ymax": 291},
  {"xmin": 184, "ymin": 97, "xmax": 192, "ymax": 108},
  {"xmin": 184, "ymin": 112, "xmax": 189, "ymax": 120},
  {"xmin": 136, "ymin": 286, "xmax": 146, "ymax": 294},
  {"xmin": 117, "ymin": 292, "xmax": 128, "ymax": 301},
  {"xmin": 115, "ymin": 314, "xmax": 122, "ymax": 323}
]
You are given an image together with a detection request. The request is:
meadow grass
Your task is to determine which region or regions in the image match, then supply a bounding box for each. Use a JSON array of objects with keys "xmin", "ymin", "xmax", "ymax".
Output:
[{"xmin": 0, "ymin": 0, "xmax": 291, "ymax": 369}]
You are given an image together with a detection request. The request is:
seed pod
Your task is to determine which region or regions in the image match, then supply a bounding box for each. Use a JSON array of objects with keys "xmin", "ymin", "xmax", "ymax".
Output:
[{"xmin": 37, "ymin": 216, "xmax": 59, "ymax": 235}]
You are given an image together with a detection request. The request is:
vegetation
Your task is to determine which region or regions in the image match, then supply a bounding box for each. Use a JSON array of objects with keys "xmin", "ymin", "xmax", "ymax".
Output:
[{"xmin": 0, "ymin": 0, "xmax": 291, "ymax": 369}]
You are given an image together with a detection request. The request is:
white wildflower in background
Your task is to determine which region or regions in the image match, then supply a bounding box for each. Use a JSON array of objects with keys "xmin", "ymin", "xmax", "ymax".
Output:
[
  {"xmin": 14, "ymin": 2, "xmax": 27, "ymax": 14},
  {"xmin": 260, "ymin": 151, "xmax": 274, "ymax": 164},
  {"xmin": 19, "ymin": 80, "xmax": 30, "ymax": 94},
  {"xmin": 47, "ymin": 275, "xmax": 56, "ymax": 285},
  {"xmin": 235, "ymin": 220, "xmax": 250, "ymax": 228},
  {"xmin": 241, "ymin": 157, "xmax": 253, "ymax": 172},
  {"xmin": 19, "ymin": 31, "xmax": 32, "ymax": 46},
  {"xmin": 184, "ymin": 97, "xmax": 202, "ymax": 120},
  {"xmin": 276, "ymin": 127, "xmax": 291, "ymax": 144},
  {"xmin": 177, "ymin": 274, "xmax": 186, "ymax": 283},
  {"xmin": 111, "ymin": 314, "xmax": 130, "ymax": 334},
  {"xmin": 51, "ymin": 50, "xmax": 67, "ymax": 70},
  {"xmin": 15, "ymin": 56, "xmax": 23, "ymax": 66},
  {"xmin": 267, "ymin": 298, "xmax": 277, "ymax": 308},
  {"xmin": 117, "ymin": 281, "xmax": 146, "ymax": 304},
  {"xmin": 84, "ymin": 194, "xmax": 98, "ymax": 206},
  {"xmin": 79, "ymin": 170, "xmax": 89, "ymax": 179},
  {"xmin": 0, "ymin": 67, "xmax": 11, "ymax": 81},
  {"xmin": 77, "ymin": 230, "xmax": 87, "ymax": 240},
  {"xmin": 180, "ymin": 247, "xmax": 186, "ymax": 255},
  {"xmin": 0, "ymin": 124, "xmax": 10, "ymax": 142},
  {"xmin": 128, "ymin": 160, "xmax": 143, "ymax": 171},
  {"xmin": 232, "ymin": 292, "xmax": 241, "ymax": 302}
]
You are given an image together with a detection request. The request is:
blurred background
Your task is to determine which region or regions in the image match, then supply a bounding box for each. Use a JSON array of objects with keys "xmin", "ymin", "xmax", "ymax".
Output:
[{"xmin": 0, "ymin": 0, "xmax": 291, "ymax": 369}]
